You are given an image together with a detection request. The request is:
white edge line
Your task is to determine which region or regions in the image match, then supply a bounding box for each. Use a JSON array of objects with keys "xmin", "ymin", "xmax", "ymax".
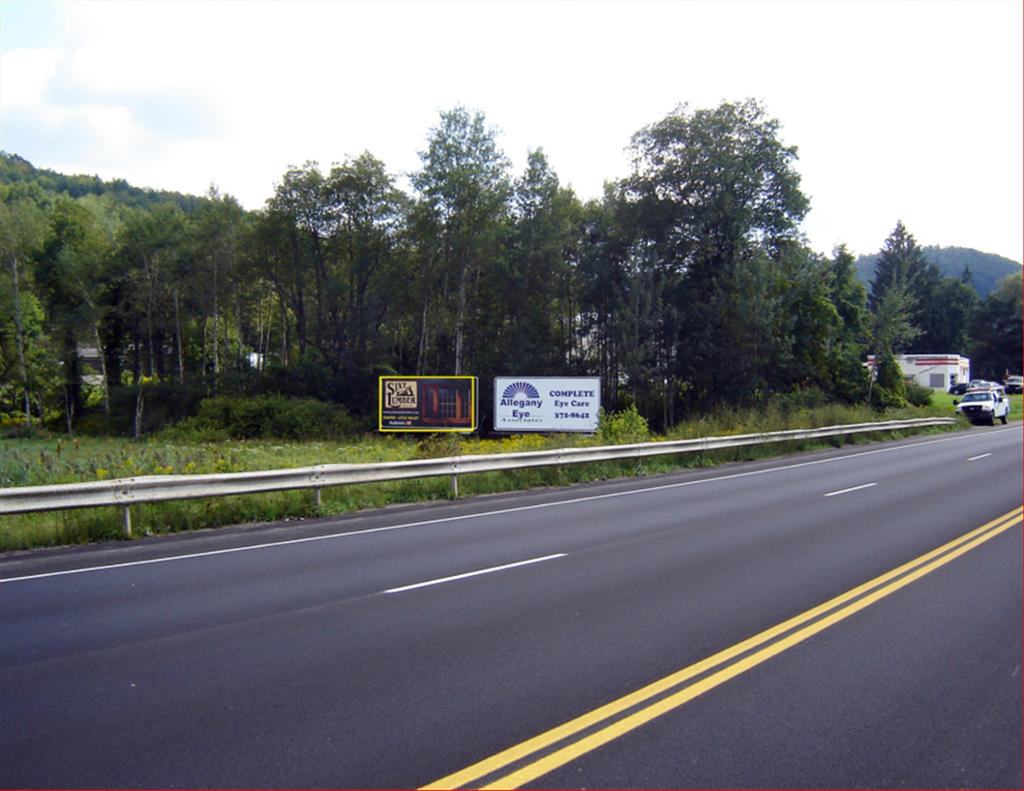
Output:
[
  {"xmin": 823, "ymin": 482, "xmax": 878, "ymax": 498},
  {"xmin": 967, "ymin": 453, "xmax": 992, "ymax": 461},
  {"xmin": 0, "ymin": 428, "xmax": 1011, "ymax": 584},
  {"xmin": 382, "ymin": 553, "xmax": 567, "ymax": 594}
]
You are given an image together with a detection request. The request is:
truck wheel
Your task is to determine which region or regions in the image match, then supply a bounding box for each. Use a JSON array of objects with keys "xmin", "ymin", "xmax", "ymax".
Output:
[
  {"xmin": 1001, "ymin": 414, "xmax": 1008, "ymax": 424},
  {"xmin": 988, "ymin": 416, "xmax": 995, "ymax": 426}
]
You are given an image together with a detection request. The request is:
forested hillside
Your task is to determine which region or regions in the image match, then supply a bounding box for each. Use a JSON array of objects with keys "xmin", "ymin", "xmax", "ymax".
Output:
[
  {"xmin": 2, "ymin": 100, "xmax": 1021, "ymax": 437},
  {"xmin": 855, "ymin": 247, "xmax": 1020, "ymax": 298},
  {"xmin": 0, "ymin": 153, "xmax": 205, "ymax": 213}
]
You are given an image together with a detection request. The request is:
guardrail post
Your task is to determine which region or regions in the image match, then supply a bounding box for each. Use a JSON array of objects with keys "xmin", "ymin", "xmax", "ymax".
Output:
[
  {"xmin": 450, "ymin": 474, "xmax": 459, "ymax": 499},
  {"xmin": 122, "ymin": 506, "xmax": 132, "ymax": 537},
  {"xmin": 314, "ymin": 487, "xmax": 322, "ymax": 509}
]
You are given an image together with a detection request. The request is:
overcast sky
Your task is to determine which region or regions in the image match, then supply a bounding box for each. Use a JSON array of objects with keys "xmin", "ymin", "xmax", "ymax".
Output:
[{"xmin": 1, "ymin": 0, "xmax": 1021, "ymax": 263}]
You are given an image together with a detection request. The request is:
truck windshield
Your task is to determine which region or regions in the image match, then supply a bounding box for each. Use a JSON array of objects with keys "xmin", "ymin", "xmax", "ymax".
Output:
[{"xmin": 961, "ymin": 393, "xmax": 993, "ymax": 402}]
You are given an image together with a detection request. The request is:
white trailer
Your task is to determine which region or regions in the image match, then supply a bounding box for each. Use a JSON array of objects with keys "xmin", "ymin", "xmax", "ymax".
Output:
[{"xmin": 866, "ymin": 354, "xmax": 970, "ymax": 390}]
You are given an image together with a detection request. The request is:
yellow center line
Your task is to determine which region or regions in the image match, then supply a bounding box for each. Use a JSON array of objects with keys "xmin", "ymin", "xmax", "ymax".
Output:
[
  {"xmin": 484, "ymin": 512, "xmax": 1021, "ymax": 789},
  {"xmin": 421, "ymin": 506, "xmax": 1022, "ymax": 790}
]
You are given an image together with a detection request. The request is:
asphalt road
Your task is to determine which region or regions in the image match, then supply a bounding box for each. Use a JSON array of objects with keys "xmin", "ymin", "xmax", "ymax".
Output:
[{"xmin": 1, "ymin": 426, "xmax": 1021, "ymax": 789}]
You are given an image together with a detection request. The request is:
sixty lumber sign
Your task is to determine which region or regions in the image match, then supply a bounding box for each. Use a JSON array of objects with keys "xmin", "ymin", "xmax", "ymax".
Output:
[
  {"xmin": 493, "ymin": 377, "xmax": 601, "ymax": 433},
  {"xmin": 378, "ymin": 376, "xmax": 478, "ymax": 433}
]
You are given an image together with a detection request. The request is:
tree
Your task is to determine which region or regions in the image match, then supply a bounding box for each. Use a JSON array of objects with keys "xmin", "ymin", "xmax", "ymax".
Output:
[
  {"xmin": 494, "ymin": 149, "xmax": 581, "ymax": 376},
  {"xmin": 267, "ymin": 164, "xmax": 331, "ymax": 365},
  {"xmin": 867, "ymin": 277, "xmax": 921, "ymax": 408},
  {"xmin": 869, "ymin": 222, "xmax": 927, "ymax": 310},
  {"xmin": 575, "ymin": 186, "xmax": 641, "ymax": 412},
  {"xmin": 969, "ymin": 272, "xmax": 1022, "ymax": 379},
  {"xmin": 823, "ymin": 245, "xmax": 871, "ymax": 403},
  {"xmin": 190, "ymin": 188, "xmax": 246, "ymax": 390},
  {"xmin": 868, "ymin": 221, "xmax": 948, "ymax": 353},
  {"xmin": 412, "ymin": 107, "xmax": 511, "ymax": 375},
  {"xmin": 921, "ymin": 277, "xmax": 978, "ymax": 353},
  {"xmin": 625, "ymin": 99, "xmax": 810, "ymax": 409},
  {"xmin": 871, "ymin": 278, "xmax": 921, "ymax": 357},
  {"xmin": 324, "ymin": 152, "xmax": 411, "ymax": 409},
  {"xmin": 34, "ymin": 196, "xmax": 119, "ymax": 429},
  {"xmin": 118, "ymin": 203, "xmax": 188, "ymax": 385},
  {"xmin": 0, "ymin": 200, "xmax": 48, "ymax": 423},
  {"xmin": 764, "ymin": 243, "xmax": 840, "ymax": 394},
  {"xmin": 247, "ymin": 205, "xmax": 306, "ymax": 368}
]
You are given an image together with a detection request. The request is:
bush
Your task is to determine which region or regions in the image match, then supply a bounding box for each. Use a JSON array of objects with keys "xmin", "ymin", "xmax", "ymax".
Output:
[
  {"xmin": 413, "ymin": 433, "xmax": 464, "ymax": 459},
  {"xmin": 904, "ymin": 382, "xmax": 934, "ymax": 407},
  {"xmin": 767, "ymin": 387, "xmax": 830, "ymax": 414},
  {"xmin": 162, "ymin": 395, "xmax": 361, "ymax": 441},
  {"xmin": 158, "ymin": 420, "xmax": 231, "ymax": 443},
  {"xmin": 825, "ymin": 353, "xmax": 872, "ymax": 405},
  {"xmin": 871, "ymin": 385, "xmax": 907, "ymax": 410},
  {"xmin": 78, "ymin": 383, "xmax": 208, "ymax": 436},
  {"xmin": 598, "ymin": 404, "xmax": 649, "ymax": 444},
  {"xmin": 0, "ymin": 420, "xmax": 50, "ymax": 440}
]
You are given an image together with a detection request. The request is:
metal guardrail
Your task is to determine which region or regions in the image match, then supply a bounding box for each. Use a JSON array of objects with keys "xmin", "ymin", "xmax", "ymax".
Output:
[{"xmin": 0, "ymin": 418, "xmax": 954, "ymax": 535}]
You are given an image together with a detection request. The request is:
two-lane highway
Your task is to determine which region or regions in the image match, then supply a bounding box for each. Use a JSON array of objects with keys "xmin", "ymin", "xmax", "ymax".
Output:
[{"xmin": 1, "ymin": 426, "xmax": 1020, "ymax": 788}]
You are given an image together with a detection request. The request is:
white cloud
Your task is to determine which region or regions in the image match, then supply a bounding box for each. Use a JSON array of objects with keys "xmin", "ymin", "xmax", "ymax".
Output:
[{"xmin": 0, "ymin": 47, "xmax": 63, "ymax": 107}]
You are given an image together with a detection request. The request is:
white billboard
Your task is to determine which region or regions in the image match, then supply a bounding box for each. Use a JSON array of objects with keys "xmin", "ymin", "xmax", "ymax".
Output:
[{"xmin": 493, "ymin": 377, "xmax": 601, "ymax": 433}]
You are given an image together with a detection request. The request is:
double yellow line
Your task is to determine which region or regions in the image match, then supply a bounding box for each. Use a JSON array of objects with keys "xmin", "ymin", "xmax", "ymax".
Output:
[{"xmin": 422, "ymin": 506, "xmax": 1023, "ymax": 790}]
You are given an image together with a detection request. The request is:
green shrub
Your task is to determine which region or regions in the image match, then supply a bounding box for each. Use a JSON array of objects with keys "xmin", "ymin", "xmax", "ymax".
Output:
[
  {"xmin": 413, "ymin": 433, "xmax": 464, "ymax": 459},
  {"xmin": 904, "ymin": 382, "xmax": 934, "ymax": 407},
  {"xmin": 871, "ymin": 385, "xmax": 907, "ymax": 410},
  {"xmin": 598, "ymin": 404, "xmax": 649, "ymax": 444},
  {"xmin": 162, "ymin": 395, "xmax": 360, "ymax": 441},
  {"xmin": 872, "ymin": 352, "xmax": 907, "ymax": 408},
  {"xmin": 0, "ymin": 421, "xmax": 50, "ymax": 440},
  {"xmin": 91, "ymin": 383, "xmax": 207, "ymax": 436},
  {"xmin": 159, "ymin": 419, "xmax": 231, "ymax": 442},
  {"xmin": 826, "ymin": 352, "xmax": 873, "ymax": 404},
  {"xmin": 767, "ymin": 387, "xmax": 830, "ymax": 414}
]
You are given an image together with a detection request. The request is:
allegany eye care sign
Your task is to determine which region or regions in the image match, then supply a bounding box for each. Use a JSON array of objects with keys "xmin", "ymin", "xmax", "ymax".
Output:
[{"xmin": 493, "ymin": 377, "xmax": 600, "ymax": 433}]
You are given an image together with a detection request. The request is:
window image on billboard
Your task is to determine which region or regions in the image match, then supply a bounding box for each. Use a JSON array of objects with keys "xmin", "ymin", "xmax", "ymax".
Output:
[
  {"xmin": 379, "ymin": 376, "xmax": 478, "ymax": 433},
  {"xmin": 494, "ymin": 377, "xmax": 600, "ymax": 433}
]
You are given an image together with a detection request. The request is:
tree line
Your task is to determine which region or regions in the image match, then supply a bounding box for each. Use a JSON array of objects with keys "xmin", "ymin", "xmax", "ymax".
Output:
[{"xmin": 1, "ymin": 100, "xmax": 1021, "ymax": 435}]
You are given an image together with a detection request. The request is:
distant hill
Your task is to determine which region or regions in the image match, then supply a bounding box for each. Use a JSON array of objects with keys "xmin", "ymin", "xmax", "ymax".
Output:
[
  {"xmin": 855, "ymin": 246, "xmax": 1021, "ymax": 298},
  {"xmin": 0, "ymin": 152, "xmax": 205, "ymax": 213}
]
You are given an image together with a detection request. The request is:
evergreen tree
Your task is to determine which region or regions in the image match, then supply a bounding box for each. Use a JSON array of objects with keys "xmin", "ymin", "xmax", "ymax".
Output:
[
  {"xmin": 869, "ymin": 221, "xmax": 933, "ymax": 313},
  {"xmin": 868, "ymin": 221, "xmax": 947, "ymax": 353}
]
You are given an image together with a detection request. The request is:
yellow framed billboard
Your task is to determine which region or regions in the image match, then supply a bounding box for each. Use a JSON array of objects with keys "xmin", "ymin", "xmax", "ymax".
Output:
[{"xmin": 378, "ymin": 376, "xmax": 479, "ymax": 433}]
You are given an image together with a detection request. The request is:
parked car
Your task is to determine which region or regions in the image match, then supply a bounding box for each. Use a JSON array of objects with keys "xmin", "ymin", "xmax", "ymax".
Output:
[
  {"xmin": 954, "ymin": 388, "xmax": 1010, "ymax": 425},
  {"xmin": 1005, "ymin": 375, "xmax": 1023, "ymax": 394},
  {"xmin": 948, "ymin": 382, "xmax": 969, "ymax": 396}
]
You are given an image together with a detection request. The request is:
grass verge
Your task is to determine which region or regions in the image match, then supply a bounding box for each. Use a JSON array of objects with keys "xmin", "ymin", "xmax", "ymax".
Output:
[{"xmin": 0, "ymin": 399, "xmax": 987, "ymax": 552}]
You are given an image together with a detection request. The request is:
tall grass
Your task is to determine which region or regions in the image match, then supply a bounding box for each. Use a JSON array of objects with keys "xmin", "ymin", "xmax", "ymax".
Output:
[{"xmin": 0, "ymin": 399, "xmax": 974, "ymax": 552}]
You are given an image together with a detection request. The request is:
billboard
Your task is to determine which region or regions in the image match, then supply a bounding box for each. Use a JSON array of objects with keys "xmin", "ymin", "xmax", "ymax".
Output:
[
  {"xmin": 493, "ymin": 377, "xmax": 601, "ymax": 433},
  {"xmin": 378, "ymin": 376, "xmax": 478, "ymax": 433}
]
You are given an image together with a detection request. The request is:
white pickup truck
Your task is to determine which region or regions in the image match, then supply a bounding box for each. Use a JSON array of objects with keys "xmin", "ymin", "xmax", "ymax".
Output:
[{"xmin": 955, "ymin": 388, "xmax": 1010, "ymax": 425}]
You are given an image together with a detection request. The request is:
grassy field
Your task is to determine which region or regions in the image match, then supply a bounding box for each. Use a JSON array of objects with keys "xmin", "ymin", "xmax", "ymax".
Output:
[
  {"xmin": 931, "ymin": 389, "xmax": 1023, "ymax": 418},
  {"xmin": 0, "ymin": 396, "xmax": 1008, "ymax": 552}
]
